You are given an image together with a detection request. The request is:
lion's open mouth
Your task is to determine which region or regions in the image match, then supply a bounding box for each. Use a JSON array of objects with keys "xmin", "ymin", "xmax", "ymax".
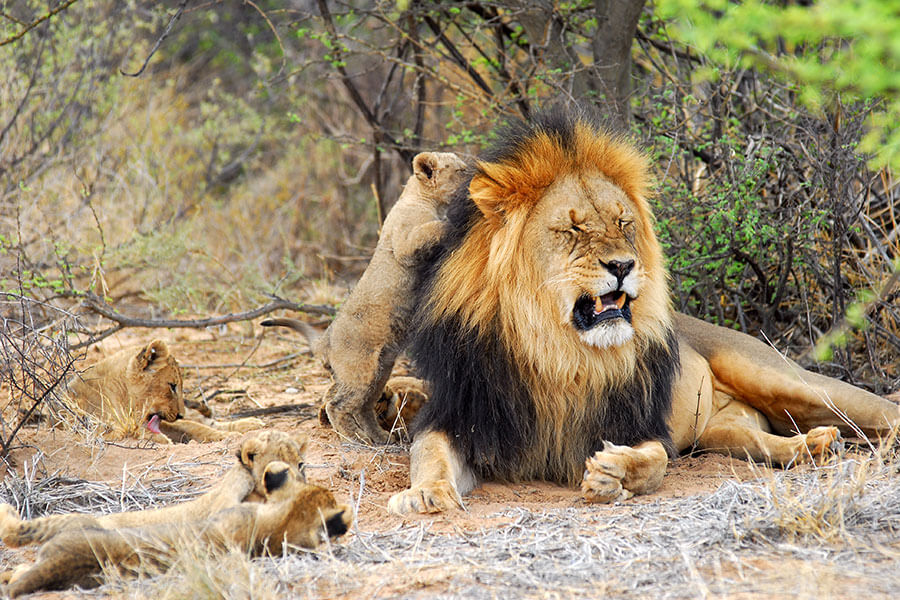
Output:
[{"xmin": 572, "ymin": 292, "xmax": 632, "ymax": 331}]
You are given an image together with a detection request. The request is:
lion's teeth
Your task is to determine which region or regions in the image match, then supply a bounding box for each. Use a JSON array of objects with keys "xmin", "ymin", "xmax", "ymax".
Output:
[{"xmin": 594, "ymin": 292, "xmax": 626, "ymax": 313}]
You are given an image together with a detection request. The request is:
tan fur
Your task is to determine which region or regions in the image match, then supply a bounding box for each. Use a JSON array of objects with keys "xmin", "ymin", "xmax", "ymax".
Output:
[
  {"xmin": 0, "ymin": 431, "xmax": 307, "ymax": 548},
  {"xmin": 669, "ymin": 313, "xmax": 899, "ymax": 464},
  {"xmin": 0, "ymin": 432, "xmax": 351, "ymax": 597},
  {"xmin": 375, "ymin": 376, "xmax": 429, "ymax": 435},
  {"xmin": 264, "ymin": 152, "xmax": 466, "ymax": 445},
  {"xmin": 388, "ymin": 119, "xmax": 900, "ymax": 514},
  {"xmin": 64, "ymin": 340, "xmax": 263, "ymax": 443}
]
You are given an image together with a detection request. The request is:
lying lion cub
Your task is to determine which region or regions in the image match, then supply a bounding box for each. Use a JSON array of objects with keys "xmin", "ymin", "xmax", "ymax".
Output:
[
  {"xmin": 0, "ymin": 431, "xmax": 351, "ymax": 597},
  {"xmin": 64, "ymin": 339, "xmax": 263, "ymax": 443},
  {"xmin": 263, "ymin": 151, "xmax": 467, "ymax": 445}
]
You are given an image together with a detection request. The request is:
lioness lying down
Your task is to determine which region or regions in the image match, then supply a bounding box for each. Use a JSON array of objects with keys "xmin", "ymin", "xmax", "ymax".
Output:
[
  {"xmin": 65, "ymin": 339, "xmax": 263, "ymax": 443},
  {"xmin": 0, "ymin": 431, "xmax": 352, "ymax": 597}
]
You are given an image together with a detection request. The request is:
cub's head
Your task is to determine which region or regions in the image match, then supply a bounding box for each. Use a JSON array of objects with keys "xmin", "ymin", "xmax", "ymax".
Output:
[
  {"xmin": 126, "ymin": 340, "xmax": 184, "ymax": 432},
  {"xmin": 412, "ymin": 151, "xmax": 468, "ymax": 204},
  {"xmin": 427, "ymin": 108, "xmax": 672, "ymax": 381},
  {"xmin": 259, "ymin": 460, "xmax": 352, "ymax": 550},
  {"xmin": 238, "ymin": 430, "xmax": 309, "ymax": 497}
]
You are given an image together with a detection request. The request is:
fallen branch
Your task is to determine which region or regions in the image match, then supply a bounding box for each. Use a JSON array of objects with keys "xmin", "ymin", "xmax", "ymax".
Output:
[
  {"xmin": 229, "ymin": 403, "xmax": 316, "ymax": 418},
  {"xmin": 80, "ymin": 293, "xmax": 334, "ymax": 330}
]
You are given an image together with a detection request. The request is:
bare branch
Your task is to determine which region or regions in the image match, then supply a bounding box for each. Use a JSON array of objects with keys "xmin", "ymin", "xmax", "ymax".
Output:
[
  {"xmin": 79, "ymin": 293, "xmax": 334, "ymax": 330},
  {"xmin": 120, "ymin": 0, "xmax": 189, "ymax": 77},
  {"xmin": 0, "ymin": 0, "xmax": 81, "ymax": 47}
]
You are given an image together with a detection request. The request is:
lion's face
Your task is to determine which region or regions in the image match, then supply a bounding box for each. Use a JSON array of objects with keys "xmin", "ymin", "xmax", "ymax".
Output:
[
  {"xmin": 526, "ymin": 172, "xmax": 643, "ymax": 349},
  {"xmin": 238, "ymin": 430, "xmax": 308, "ymax": 497},
  {"xmin": 126, "ymin": 340, "xmax": 185, "ymax": 431}
]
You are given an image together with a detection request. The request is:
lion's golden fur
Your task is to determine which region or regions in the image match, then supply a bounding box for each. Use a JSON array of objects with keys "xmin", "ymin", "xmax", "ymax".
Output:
[{"xmin": 388, "ymin": 108, "xmax": 900, "ymax": 514}]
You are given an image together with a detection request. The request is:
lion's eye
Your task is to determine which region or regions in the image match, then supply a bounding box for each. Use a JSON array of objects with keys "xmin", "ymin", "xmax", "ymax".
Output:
[
  {"xmin": 570, "ymin": 223, "xmax": 583, "ymax": 233},
  {"xmin": 618, "ymin": 218, "xmax": 633, "ymax": 231},
  {"xmin": 169, "ymin": 382, "xmax": 178, "ymax": 394}
]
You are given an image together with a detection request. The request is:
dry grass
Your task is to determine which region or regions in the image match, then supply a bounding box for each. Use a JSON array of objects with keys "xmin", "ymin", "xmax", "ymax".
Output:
[{"xmin": 3, "ymin": 447, "xmax": 900, "ymax": 599}]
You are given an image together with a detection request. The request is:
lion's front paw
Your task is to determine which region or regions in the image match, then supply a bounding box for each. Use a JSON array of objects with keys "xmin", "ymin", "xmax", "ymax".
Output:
[
  {"xmin": 582, "ymin": 449, "xmax": 633, "ymax": 504},
  {"xmin": 325, "ymin": 402, "xmax": 390, "ymax": 446},
  {"xmin": 387, "ymin": 480, "xmax": 463, "ymax": 515},
  {"xmin": 802, "ymin": 426, "xmax": 843, "ymax": 464}
]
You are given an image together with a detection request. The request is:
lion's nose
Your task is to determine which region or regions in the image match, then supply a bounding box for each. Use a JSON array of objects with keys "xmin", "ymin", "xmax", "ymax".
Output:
[{"xmin": 605, "ymin": 259, "xmax": 634, "ymax": 283}]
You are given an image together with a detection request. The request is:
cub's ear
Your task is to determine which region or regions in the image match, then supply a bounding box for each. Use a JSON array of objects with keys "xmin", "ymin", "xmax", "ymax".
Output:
[
  {"xmin": 413, "ymin": 152, "xmax": 437, "ymax": 183},
  {"xmin": 240, "ymin": 437, "xmax": 261, "ymax": 468},
  {"xmin": 262, "ymin": 462, "xmax": 291, "ymax": 494},
  {"xmin": 134, "ymin": 340, "xmax": 170, "ymax": 372},
  {"xmin": 292, "ymin": 432, "xmax": 309, "ymax": 457}
]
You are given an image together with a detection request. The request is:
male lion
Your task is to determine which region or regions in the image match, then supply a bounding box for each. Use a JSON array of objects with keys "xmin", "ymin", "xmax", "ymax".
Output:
[
  {"xmin": 65, "ymin": 339, "xmax": 263, "ymax": 443},
  {"xmin": 0, "ymin": 431, "xmax": 351, "ymax": 597},
  {"xmin": 263, "ymin": 151, "xmax": 467, "ymax": 445},
  {"xmin": 388, "ymin": 108, "xmax": 900, "ymax": 514}
]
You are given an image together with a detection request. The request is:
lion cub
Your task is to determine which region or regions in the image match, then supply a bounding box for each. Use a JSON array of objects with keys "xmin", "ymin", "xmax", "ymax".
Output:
[
  {"xmin": 0, "ymin": 432, "xmax": 350, "ymax": 597},
  {"xmin": 263, "ymin": 151, "xmax": 467, "ymax": 445},
  {"xmin": 63, "ymin": 340, "xmax": 263, "ymax": 443}
]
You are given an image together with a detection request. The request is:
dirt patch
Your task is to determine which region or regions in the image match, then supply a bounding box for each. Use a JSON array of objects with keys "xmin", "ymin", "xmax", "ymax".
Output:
[{"xmin": 2, "ymin": 326, "xmax": 898, "ymax": 598}]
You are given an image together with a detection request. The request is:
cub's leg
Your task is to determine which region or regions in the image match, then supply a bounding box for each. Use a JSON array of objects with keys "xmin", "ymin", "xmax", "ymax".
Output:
[
  {"xmin": 5, "ymin": 528, "xmax": 141, "ymax": 598},
  {"xmin": 387, "ymin": 430, "xmax": 475, "ymax": 514},
  {"xmin": 581, "ymin": 440, "xmax": 668, "ymax": 503},
  {"xmin": 321, "ymin": 337, "xmax": 399, "ymax": 445},
  {"xmin": 0, "ymin": 465, "xmax": 254, "ymax": 547},
  {"xmin": 158, "ymin": 415, "xmax": 264, "ymax": 443},
  {"xmin": 158, "ymin": 418, "xmax": 234, "ymax": 443},
  {"xmin": 216, "ymin": 417, "xmax": 266, "ymax": 433},
  {"xmin": 323, "ymin": 373, "xmax": 392, "ymax": 446},
  {"xmin": 0, "ymin": 503, "xmax": 99, "ymax": 548},
  {"xmin": 695, "ymin": 397, "xmax": 843, "ymax": 466}
]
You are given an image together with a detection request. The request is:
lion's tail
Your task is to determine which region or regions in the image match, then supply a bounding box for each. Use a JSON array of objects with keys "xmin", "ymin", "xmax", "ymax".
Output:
[{"xmin": 260, "ymin": 318, "xmax": 321, "ymax": 349}]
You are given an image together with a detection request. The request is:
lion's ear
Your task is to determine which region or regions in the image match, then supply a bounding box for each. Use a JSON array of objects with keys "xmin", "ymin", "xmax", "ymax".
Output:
[
  {"xmin": 293, "ymin": 432, "xmax": 309, "ymax": 457},
  {"xmin": 134, "ymin": 340, "xmax": 170, "ymax": 372},
  {"xmin": 413, "ymin": 152, "xmax": 437, "ymax": 184},
  {"xmin": 469, "ymin": 172, "xmax": 504, "ymax": 223},
  {"xmin": 470, "ymin": 160, "xmax": 548, "ymax": 225},
  {"xmin": 240, "ymin": 438, "xmax": 261, "ymax": 468}
]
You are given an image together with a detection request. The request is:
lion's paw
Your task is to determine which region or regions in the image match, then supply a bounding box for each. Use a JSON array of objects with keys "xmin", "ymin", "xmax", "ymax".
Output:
[
  {"xmin": 325, "ymin": 401, "xmax": 390, "ymax": 446},
  {"xmin": 377, "ymin": 376, "xmax": 429, "ymax": 433},
  {"xmin": 802, "ymin": 426, "xmax": 843, "ymax": 464},
  {"xmin": 387, "ymin": 480, "xmax": 463, "ymax": 515},
  {"xmin": 581, "ymin": 444, "xmax": 635, "ymax": 504}
]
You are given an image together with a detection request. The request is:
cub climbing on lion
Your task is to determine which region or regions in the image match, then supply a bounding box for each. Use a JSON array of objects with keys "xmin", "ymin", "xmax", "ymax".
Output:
[{"xmin": 263, "ymin": 151, "xmax": 467, "ymax": 444}]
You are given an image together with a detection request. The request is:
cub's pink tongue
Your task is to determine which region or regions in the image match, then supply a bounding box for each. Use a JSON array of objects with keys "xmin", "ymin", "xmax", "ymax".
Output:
[{"xmin": 146, "ymin": 414, "xmax": 162, "ymax": 434}]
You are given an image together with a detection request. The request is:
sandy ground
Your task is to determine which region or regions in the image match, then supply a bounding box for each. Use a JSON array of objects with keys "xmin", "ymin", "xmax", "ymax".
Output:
[{"xmin": 2, "ymin": 325, "xmax": 898, "ymax": 598}]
